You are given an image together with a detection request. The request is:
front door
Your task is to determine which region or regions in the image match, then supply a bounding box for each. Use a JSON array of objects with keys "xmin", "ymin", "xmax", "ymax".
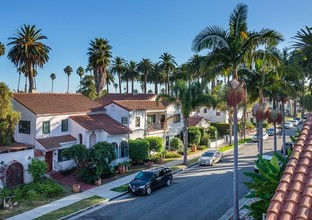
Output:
[
  {"xmin": 6, "ymin": 163, "xmax": 24, "ymax": 187},
  {"xmin": 45, "ymin": 151, "xmax": 53, "ymax": 171}
]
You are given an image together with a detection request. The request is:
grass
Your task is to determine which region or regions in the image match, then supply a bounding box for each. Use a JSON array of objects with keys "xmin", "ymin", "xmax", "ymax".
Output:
[
  {"xmin": 34, "ymin": 196, "xmax": 106, "ymax": 220},
  {"xmin": 111, "ymin": 184, "xmax": 129, "ymax": 192}
]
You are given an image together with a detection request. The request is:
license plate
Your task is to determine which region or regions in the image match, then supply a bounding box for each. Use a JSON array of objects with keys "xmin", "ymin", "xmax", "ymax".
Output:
[{"xmin": 132, "ymin": 189, "xmax": 135, "ymax": 192}]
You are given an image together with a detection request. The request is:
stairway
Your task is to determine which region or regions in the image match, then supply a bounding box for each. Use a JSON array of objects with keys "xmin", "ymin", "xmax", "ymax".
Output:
[{"xmin": 47, "ymin": 171, "xmax": 64, "ymax": 180}]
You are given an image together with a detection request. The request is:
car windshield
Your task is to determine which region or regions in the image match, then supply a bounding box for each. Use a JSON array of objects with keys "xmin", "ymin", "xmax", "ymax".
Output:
[
  {"xmin": 135, "ymin": 171, "xmax": 153, "ymax": 181},
  {"xmin": 202, "ymin": 151, "xmax": 214, "ymax": 157}
]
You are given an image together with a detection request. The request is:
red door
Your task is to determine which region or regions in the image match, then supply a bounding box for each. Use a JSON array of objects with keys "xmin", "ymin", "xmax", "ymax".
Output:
[{"xmin": 45, "ymin": 151, "xmax": 53, "ymax": 171}]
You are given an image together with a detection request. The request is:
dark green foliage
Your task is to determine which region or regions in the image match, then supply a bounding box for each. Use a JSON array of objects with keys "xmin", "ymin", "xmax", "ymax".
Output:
[
  {"xmin": 243, "ymin": 152, "xmax": 289, "ymax": 219},
  {"xmin": 208, "ymin": 125, "xmax": 218, "ymax": 139},
  {"xmin": 188, "ymin": 127, "xmax": 201, "ymax": 146},
  {"xmin": 144, "ymin": 137, "xmax": 163, "ymax": 152},
  {"xmin": 28, "ymin": 159, "xmax": 48, "ymax": 182},
  {"xmin": 199, "ymin": 134, "xmax": 210, "ymax": 147},
  {"xmin": 163, "ymin": 151, "xmax": 181, "ymax": 158},
  {"xmin": 211, "ymin": 122, "xmax": 229, "ymax": 136},
  {"xmin": 129, "ymin": 139, "xmax": 149, "ymax": 162},
  {"xmin": 61, "ymin": 144, "xmax": 89, "ymax": 168},
  {"xmin": 170, "ymin": 137, "xmax": 183, "ymax": 151}
]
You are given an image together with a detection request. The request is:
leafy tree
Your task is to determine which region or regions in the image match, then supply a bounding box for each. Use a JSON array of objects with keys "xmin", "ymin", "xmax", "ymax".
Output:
[
  {"xmin": 64, "ymin": 65, "xmax": 73, "ymax": 93},
  {"xmin": 50, "ymin": 73, "xmax": 56, "ymax": 93},
  {"xmin": 0, "ymin": 82, "xmax": 20, "ymax": 145},
  {"xmin": 144, "ymin": 137, "xmax": 163, "ymax": 152},
  {"xmin": 28, "ymin": 159, "xmax": 48, "ymax": 182},
  {"xmin": 110, "ymin": 57, "xmax": 125, "ymax": 93},
  {"xmin": 77, "ymin": 75, "xmax": 97, "ymax": 100},
  {"xmin": 170, "ymin": 137, "xmax": 183, "ymax": 151},
  {"xmin": 61, "ymin": 144, "xmax": 89, "ymax": 168},
  {"xmin": 87, "ymin": 38, "xmax": 112, "ymax": 97},
  {"xmin": 243, "ymin": 153, "xmax": 289, "ymax": 219},
  {"xmin": 7, "ymin": 25, "xmax": 51, "ymax": 93}
]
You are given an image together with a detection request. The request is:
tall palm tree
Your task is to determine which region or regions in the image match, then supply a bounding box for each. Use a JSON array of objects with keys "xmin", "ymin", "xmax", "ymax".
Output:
[
  {"xmin": 50, "ymin": 73, "xmax": 56, "ymax": 93},
  {"xmin": 0, "ymin": 42, "xmax": 5, "ymax": 57},
  {"xmin": 106, "ymin": 69, "xmax": 115, "ymax": 93},
  {"xmin": 138, "ymin": 58, "xmax": 153, "ymax": 94},
  {"xmin": 149, "ymin": 63, "xmax": 163, "ymax": 94},
  {"xmin": 158, "ymin": 52, "xmax": 177, "ymax": 94},
  {"xmin": 76, "ymin": 66, "xmax": 85, "ymax": 88},
  {"xmin": 33, "ymin": 69, "xmax": 38, "ymax": 90},
  {"xmin": 64, "ymin": 65, "xmax": 73, "ymax": 93},
  {"xmin": 87, "ymin": 38, "xmax": 112, "ymax": 97},
  {"xmin": 7, "ymin": 24, "xmax": 51, "ymax": 93},
  {"xmin": 110, "ymin": 57, "xmax": 125, "ymax": 93},
  {"xmin": 157, "ymin": 80, "xmax": 216, "ymax": 164},
  {"xmin": 124, "ymin": 60, "xmax": 139, "ymax": 94},
  {"xmin": 16, "ymin": 66, "xmax": 24, "ymax": 92},
  {"xmin": 192, "ymin": 4, "xmax": 283, "ymax": 219}
]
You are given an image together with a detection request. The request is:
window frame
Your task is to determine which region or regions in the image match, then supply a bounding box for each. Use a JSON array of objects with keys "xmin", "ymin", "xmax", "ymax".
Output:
[
  {"xmin": 174, "ymin": 114, "xmax": 181, "ymax": 123},
  {"xmin": 19, "ymin": 120, "xmax": 30, "ymax": 134},
  {"xmin": 61, "ymin": 119, "xmax": 68, "ymax": 132},
  {"xmin": 135, "ymin": 117, "xmax": 140, "ymax": 127},
  {"xmin": 121, "ymin": 117, "xmax": 128, "ymax": 124},
  {"xmin": 42, "ymin": 121, "xmax": 50, "ymax": 134}
]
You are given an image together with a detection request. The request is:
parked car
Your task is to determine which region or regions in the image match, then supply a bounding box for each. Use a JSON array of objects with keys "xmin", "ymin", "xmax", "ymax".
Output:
[
  {"xmin": 285, "ymin": 122, "xmax": 294, "ymax": 129},
  {"xmin": 281, "ymin": 141, "xmax": 294, "ymax": 154},
  {"xmin": 289, "ymin": 120, "xmax": 299, "ymax": 127},
  {"xmin": 128, "ymin": 167, "xmax": 173, "ymax": 195},
  {"xmin": 254, "ymin": 154, "xmax": 272, "ymax": 172},
  {"xmin": 295, "ymin": 117, "xmax": 303, "ymax": 124},
  {"xmin": 252, "ymin": 132, "xmax": 269, "ymax": 142},
  {"xmin": 266, "ymin": 128, "xmax": 281, "ymax": 136},
  {"xmin": 198, "ymin": 150, "xmax": 224, "ymax": 166}
]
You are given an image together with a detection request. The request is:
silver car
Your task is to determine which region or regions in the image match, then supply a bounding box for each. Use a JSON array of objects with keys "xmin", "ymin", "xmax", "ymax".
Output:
[{"xmin": 198, "ymin": 150, "xmax": 224, "ymax": 166}]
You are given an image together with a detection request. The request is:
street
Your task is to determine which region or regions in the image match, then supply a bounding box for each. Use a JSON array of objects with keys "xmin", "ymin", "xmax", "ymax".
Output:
[{"xmin": 70, "ymin": 126, "xmax": 299, "ymax": 220}]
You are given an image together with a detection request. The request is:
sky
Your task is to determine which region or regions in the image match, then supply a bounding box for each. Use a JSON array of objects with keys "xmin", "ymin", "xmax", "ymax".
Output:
[{"xmin": 0, "ymin": 0, "xmax": 312, "ymax": 94}]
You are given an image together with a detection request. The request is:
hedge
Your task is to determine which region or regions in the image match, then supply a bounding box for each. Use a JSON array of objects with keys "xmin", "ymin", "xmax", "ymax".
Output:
[{"xmin": 129, "ymin": 139, "xmax": 149, "ymax": 162}]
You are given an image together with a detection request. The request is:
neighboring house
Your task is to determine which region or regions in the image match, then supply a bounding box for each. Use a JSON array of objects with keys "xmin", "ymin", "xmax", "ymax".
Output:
[
  {"xmin": 196, "ymin": 106, "xmax": 244, "ymax": 124},
  {"xmin": 96, "ymin": 93, "xmax": 184, "ymax": 148},
  {"xmin": 11, "ymin": 93, "xmax": 130, "ymax": 174},
  {"xmin": 188, "ymin": 116, "xmax": 210, "ymax": 129},
  {"xmin": 266, "ymin": 117, "xmax": 312, "ymax": 220}
]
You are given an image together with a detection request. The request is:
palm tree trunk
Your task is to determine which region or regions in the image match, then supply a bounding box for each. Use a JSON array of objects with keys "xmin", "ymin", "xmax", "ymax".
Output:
[
  {"xmin": 67, "ymin": 75, "xmax": 70, "ymax": 93},
  {"xmin": 131, "ymin": 79, "xmax": 134, "ymax": 94},
  {"xmin": 52, "ymin": 80, "xmax": 54, "ymax": 93},
  {"xmin": 24, "ymin": 76, "xmax": 27, "ymax": 92},
  {"xmin": 118, "ymin": 73, "xmax": 121, "ymax": 93},
  {"xmin": 17, "ymin": 73, "xmax": 21, "ymax": 92},
  {"xmin": 282, "ymin": 102, "xmax": 286, "ymax": 157},
  {"xmin": 233, "ymin": 105, "xmax": 239, "ymax": 220},
  {"xmin": 155, "ymin": 82, "xmax": 158, "ymax": 94},
  {"xmin": 183, "ymin": 118, "xmax": 188, "ymax": 164},
  {"xmin": 273, "ymin": 98, "xmax": 277, "ymax": 152},
  {"xmin": 126, "ymin": 81, "xmax": 129, "ymax": 93}
]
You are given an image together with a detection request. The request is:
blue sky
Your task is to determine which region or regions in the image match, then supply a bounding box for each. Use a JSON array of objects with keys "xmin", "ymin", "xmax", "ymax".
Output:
[{"xmin": 0, "ymin": 0, "xmax": 311, "ymax": 93}]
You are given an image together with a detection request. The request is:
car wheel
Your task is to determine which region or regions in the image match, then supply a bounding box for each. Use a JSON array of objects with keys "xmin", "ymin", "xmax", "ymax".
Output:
[
  {"xmin": 145, "ymin": 187, "xmax": 152, "ymax": 195},
  {"xmin": 166, "ymin": 178, "xmax": 172, "ymax": 186},
  {"xmin": 221, "ymin": 156, "xmax": 224, "ymax": 162},
  {"xmin": 211, "ymin": 160, "xmax": 215, "ymax": 166}
]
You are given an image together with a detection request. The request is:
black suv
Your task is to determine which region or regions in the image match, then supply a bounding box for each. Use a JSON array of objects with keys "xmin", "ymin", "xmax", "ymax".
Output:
[{"xmin": 128, "ymin": 167, "xmax": 173, "ymax": 195}]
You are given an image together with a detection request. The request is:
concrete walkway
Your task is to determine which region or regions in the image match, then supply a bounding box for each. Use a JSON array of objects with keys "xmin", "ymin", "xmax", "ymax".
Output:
[{"xmin": 7, "ymin": 136, "xmax": 255, "ymax": 220}]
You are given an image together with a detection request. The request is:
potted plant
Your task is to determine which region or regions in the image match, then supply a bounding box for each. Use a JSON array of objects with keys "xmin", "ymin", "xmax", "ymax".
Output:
[
  {"xmin": 72, "ymin": 183, "xmax": 81, "ymax": 193},
  {"xmin": 117, "ymin": 163, "xmax": 125, "ymax": 174}
]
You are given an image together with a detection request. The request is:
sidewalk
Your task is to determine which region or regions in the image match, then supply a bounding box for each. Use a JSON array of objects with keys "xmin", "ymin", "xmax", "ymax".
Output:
[{"xmin": 7, "ymin": 137, "xmax": 254, "ymax": 220}]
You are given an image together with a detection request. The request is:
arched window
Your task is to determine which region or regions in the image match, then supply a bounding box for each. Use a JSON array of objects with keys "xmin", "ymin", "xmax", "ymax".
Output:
[
  {"xmin": 6, "ymin": 162, "xmax": 24, "ymax": 187},
  {"xmin": 78, "ymin": 134, "xmax": 83, "ymax": 144},
  {"xmin": 120, "ymin": 141, "xmax": 129, "ymax": 158},
  {"xmin": 112, "ymin": 142, "xmax": 118, "ymax": 159},
  {"xmin": 89, "ymin": 133, "xmax": 96, "ymax": 147}
]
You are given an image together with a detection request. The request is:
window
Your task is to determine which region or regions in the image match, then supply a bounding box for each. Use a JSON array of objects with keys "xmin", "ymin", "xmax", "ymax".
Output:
[
  {"xmin": 135, "ymin": 117, "xmax": 140, "ymax": 127},
  {"xmin": 216, "ymin": 110, "xmax": 221, "ymax": 116},
  {"xmin": 19, "ymin": 120, "xmax": 30, "ymax": 134},
  {"xmin": 120, "ymin": 141, "xmax": 129, "ymax": 157},
  {"xmin": 174, "ymin": 114, "xmax": 181, "ymax": 123},
  {"xmin": 112, "ymin": 142, "xmax": 118, "ymax": 158},
  {"xmin": 42, "ymin": 121, "xmax": 50, "ymax": 134},
  {"xmin": 147, "ymin": 115, "xmax": 156, "ymax": 124},
  {"xmin": 58, "ymin": 149, "xmax": 70, "ymax": 162},
  {"xmin": 204, "ymin": 108, "xmax": 207, "ymax": 113},
  {"xmin": 61, "ymin": 119, "xmax": 68, "ymax": 132},
  {"xmin": 121, "ymin": 117, "xmax": 128, "ymax": 124}
]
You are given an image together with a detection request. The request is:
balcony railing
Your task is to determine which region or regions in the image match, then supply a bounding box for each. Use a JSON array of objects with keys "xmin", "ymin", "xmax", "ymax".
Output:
[{"xmin": 147, "ymin": 122, "xmax": 164, "ymax": 131}]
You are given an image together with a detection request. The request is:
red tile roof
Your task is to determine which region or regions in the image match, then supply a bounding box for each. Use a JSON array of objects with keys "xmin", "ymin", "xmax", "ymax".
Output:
[
  {"xmin": 96, "ymin": 93, "xmax": 156, "ymax": 106},
  {"xmin": 188, "ymin": 116, "xmax": 205, "ymax": 127},
  {"xmin": 13, "ymin": 93, "xmax": 101, "ymax": 115},
  {"xmin": 37, "ymin": 135, "xmax": 77, "ymax": 150},
  {"xmin": 70, "ymin": 114, "xmax": 131, "ymax": 134},
  {"xmin": 0, "ymin": 143, "xmax": 34, "ymax": 154},
  {"xmin": 112, "ymin": 100, "xmax": 166, "ymax": 111},
  {"xmin": 34, "ymin": 149, "xmax": 44, "ymax": 157},
  {"xmin": 266, "ymin": 117, "xmax": 312, "ymax": 220}
]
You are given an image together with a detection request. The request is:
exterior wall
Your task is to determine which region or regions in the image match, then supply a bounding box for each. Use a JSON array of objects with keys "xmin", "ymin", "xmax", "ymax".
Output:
[
  {"xmin": 166, "ymin": 104, "xmax": 183, "ymax": 136},
  {"xmin": 70, "ymin": 120, "xmax": 89, "ymax": 146},
  {"xmin": 197, "ymin": 107, "xmax": 243, "ymax": 123},
  {"xmin": 0, "ymin": 149, "xmax": 34, "ymax": 188},
  {"xmin": 13, "ymin": 100, "xmax": 37, "ymax": 145},
  {"xmin": 105, "ymin": 103, "xmax": 130, "ymax": 126}
]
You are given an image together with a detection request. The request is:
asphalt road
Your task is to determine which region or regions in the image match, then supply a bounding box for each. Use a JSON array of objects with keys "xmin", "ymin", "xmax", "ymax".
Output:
[{"xmin": 70, "ymin": 126, "xmax": 300, "ymax": 220}]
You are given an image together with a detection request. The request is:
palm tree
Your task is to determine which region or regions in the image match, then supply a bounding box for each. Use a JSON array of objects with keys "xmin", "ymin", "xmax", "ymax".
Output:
[
  {"xmin": 192, "ymin": 4, "xmax": 283, "ymax": 219},
  {"xmin": 33, "ymin": 69, "xmax": 38, "ymax": 90},
  {"xmin": 113, "ymin": 83, "xmax": 118, "ymax": 93},
  {"xmin": 50, "ymin": 73, "xmax": 56, "ymax": 93},
  {"xmin": 77, "ymin": 75, "xmax": 97, "ymax": 100},
  {"xmin": 110, "ymin": 57, "xmax": 125, "ymax": 93},
  {"xmin": 64, "ymin": 65, "xmax": 73, "ymax": 93},
  {"xmin": 149, "ymin": 63, "xmax": 163, "ymax": 94},
  {"xmin": 158, "ymin": 52, "xmax": 177, "ymax": 94},
  {"xmin": 138, "ymin": 58, "xmax": 153, "ymax": 93},
  {"xmin": 7, "ymin": 24, "xmax": 51, "ymax": 93},
  {"xmin": 16, "ymin": 67, "xmax": 24, "ymax": 92},
  {"xmin": 0, "ymin": 42, "xmax": 5, "ymax": 57},
  {"xmin": 157, "ymin": 80, "xmax": 216, "ymax": 164},
  {"xmin": 87, "ymin": 38, "xmax": 112, "ymax": 97},
  {"xmin": 76, "ymin": 66, "xmax": 85, "ymax": 89},
  {"xmin": 124, "ymin": 60, "xmax": 139, "ymax": 94},
  {"xmin": 106, "ymin": 69, "xmax": 115, "ymax": 93}
]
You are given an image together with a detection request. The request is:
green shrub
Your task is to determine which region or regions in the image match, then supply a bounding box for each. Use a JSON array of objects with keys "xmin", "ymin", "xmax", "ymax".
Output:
[
  {"xmin": 200, "ymin": 134, "xmax": 210, "ymax": 146},
  {"xmin": 197, "ymin": 145, "xmax": 208, "ymax": 151},
  {"xmin": 208, "ymin": 125, "xmax": 218, "ymax": 139},
  {"xmin": 164, "ymin": 151, "xmax": 181, "ymax": 158},
  {"xmin": 144, "ymin": 137, "xmax": 163, "ymax": 152},
  {"xmin": 211, "ymin": 122, "xmax": 229, "ymax": 136},
  {"xmin": 170, "ymin": 137, "xmax": 183, "ymax": 151},
  {"xmin": 129, "ymin": 139, "xmax": 149, "ymax": 162},
  {"xmin": 188, "ymin": 127, "xmax": 201, "ymax": 146},
  {"xmin": 28, "ymin": 159, "xmax": 48, "ymax": 182}
]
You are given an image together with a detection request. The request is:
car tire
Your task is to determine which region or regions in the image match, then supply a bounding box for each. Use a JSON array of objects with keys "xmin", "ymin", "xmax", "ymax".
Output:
[
  {"xmin": 166, "ymin": 178, "xmax": 172, "ymax": 186},
  {"xmin": 221, "ymin": 156, "xmax": 224, "ymax": 162},
  {"xmin": 145, "ymin": 187, "xmax": 152, "ymax": 195},
  {"xmin": 211, "ymin": 160, "xmax": 215, "ymax": 166}
]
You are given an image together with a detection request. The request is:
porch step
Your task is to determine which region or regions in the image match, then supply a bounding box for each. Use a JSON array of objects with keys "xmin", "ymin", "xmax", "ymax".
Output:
[{"xmin": 48, "ymin": 171, "xmax": 64, "ymax": 180}]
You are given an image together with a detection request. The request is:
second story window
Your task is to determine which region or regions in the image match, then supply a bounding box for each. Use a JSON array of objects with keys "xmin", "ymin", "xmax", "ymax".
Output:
[
  {"xmin": 216, "ymin": 110, "xmax": 221, "ymax": 116},
  {"xmin": 174, "ymin": 114, "xmax": 181, "ymax": 123},
  {"xmin": 204, "ymin": 108, "xmax": 208, "ymax": 113},
  {"xmin": 42, "ymin": 121, "xmax": 50, "ymax": 134},
  {"xmin": 121, "ymin": 117, "xmax": 128, "ymax": 124},
  {"xmin": 19, "ymin": 120, "xmax": 30, "ymax": 134},
  {"xmin": 135, "ymin": 117, "xmax": 140, "ymax": 127},
  {"xmin": 61, "ymin": 119, "xmax": 68, "ymax": 132}
]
